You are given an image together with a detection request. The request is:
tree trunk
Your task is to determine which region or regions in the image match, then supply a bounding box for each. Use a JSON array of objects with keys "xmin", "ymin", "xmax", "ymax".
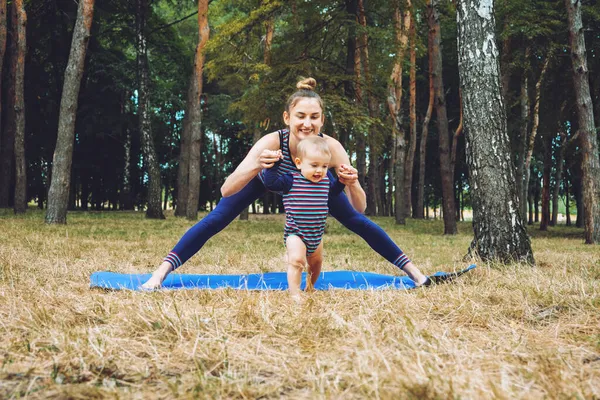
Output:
[
  {"xmin": 522, "ymin": 53, "xmax": 550, "ymax": 220},
  {"xmin": 0, "ymin": 0, "xmax": 15, "ymax": 208},
  {"xmin": 45, "ymin": 0, "xmax": 94, "ymax": 223},
  {"xmin": 136, "ymin": 0, "xmax": 164, "ymax": 219},
  {"xmin": 457, "ymin": 0, "xmax": 534, "ymax": 263},
  {"xmin": 565, "ymin": 0, "xmax": 600, "ymax": 244},
  {"xmin": 540, "ymin": 139, "xmax": 551, "ymax": 231},
  {"xmin": 387, "ymin": 2, "xmax": 410, "ymax": 223},
  {"xmin": 357, "ymin": 0, "xmax": 380, "ymax": 216},
  {"xmin": 174, "ymin": 74, "xmax": 194, "ymax": 217},
  {"xmin": 516, "ymin": 67, "xmax": 529, "ymax": 218},
  {"xmin": 0, "ymin": 0, "xmax": 7, "ymax": 186},
  {"xmin": 431, "ymin": 0, "xmax": 456, "ymax": 234},
  {"xmin": 534, "ymin": 178, "xmax": 540, "ymax": 223},
  {"xmin": 353, "ymin": 7, "xmax": 366, "ymax": 190},
  {"xmin": 11, "ymin": 0, "xmax": 26, "ymax": 214},
  {"xmin": 565, "ymin": 174, "xmax": 571, "ymax": 226},
  {"xmin": 404, "ymin": 7, "xmax": 417, "ymax": 219},
  {"xmin": 186, "ymin": 0, "xmax": 209, "ymax": 221},
  {"xmin": 415, "ymin": 2, "xmax": 435, "ymax": 219}
]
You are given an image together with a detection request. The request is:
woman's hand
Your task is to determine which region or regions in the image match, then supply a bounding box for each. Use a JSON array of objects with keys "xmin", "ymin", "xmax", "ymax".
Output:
[
  {"xmin": 337, "ymin": 164, "xmax": 359, "ymax": 186},
  {"xmin": 259, "ymin": 149, "xmax": 283, "ymax": 168}
]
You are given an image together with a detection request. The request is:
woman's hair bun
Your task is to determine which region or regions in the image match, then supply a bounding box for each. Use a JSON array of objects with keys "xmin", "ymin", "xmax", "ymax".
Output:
[{"xmin": 296, "ymin": 77, "xmax": 317, "ymax": 91}]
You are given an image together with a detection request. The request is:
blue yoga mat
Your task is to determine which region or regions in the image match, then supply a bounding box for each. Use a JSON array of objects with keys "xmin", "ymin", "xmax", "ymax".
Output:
[{"xmin": 90, "ymin": 264, "xmax": 476, "ymax": 291}]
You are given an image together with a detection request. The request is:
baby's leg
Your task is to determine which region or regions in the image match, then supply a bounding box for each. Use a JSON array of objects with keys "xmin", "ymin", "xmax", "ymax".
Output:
[
  {"xmin": 285, "ymin": 235, "xmax": 307, "ymax": 301},
  {"xmin": 305, "ymin": 241, "xmax": 323, "ymax": 292}
]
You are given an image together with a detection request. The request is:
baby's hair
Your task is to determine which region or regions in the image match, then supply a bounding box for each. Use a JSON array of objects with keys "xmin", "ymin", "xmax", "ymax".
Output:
[
  {"xmin": 297, "ymin": 136, "xmax": 331, "ymax": 160},
  {"xmin": 285, "ymin": 77, "xmax": 324, "ymax": 112}
]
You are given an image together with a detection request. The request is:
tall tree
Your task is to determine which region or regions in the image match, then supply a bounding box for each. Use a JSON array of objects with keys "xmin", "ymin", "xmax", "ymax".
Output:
[
  {"xmin": 0, "ymin": 0, "xmax": 6, "ymax": 162},
  {"xmin": 0, "ymin": 0, "xmax": 13, "ymax": 208},
  {"xmin": 404, "ymin": 3, "xmax": 417, "ymax": 219},
  {"xmin": 11, "ymin": 0, "xmax": 26, "ymax": 214},
  {"xmin": 457, "ymin": 0, "xmax": 534, "ymax": 263},
  {"xmin": 136, "ymin": 0, "xmax": 164, "ymax": 219},
  {"xmin": 565, "ymin": 0, "xmax": 600, "ymax": 244},
  {"xmin": 387, "ymin": 0, "xmax": 410, "ymax": 224},
  {"xmin": 431, "ymin": 0, "xmax": 456, "ymax": 234},
  {"xmin": 186, "ymin": 0, "xmax": 209, "ymax": 221},
  {"xmin": 415, "ymin": 3, "xmax": 435, "ymax": 219},
  {"xmin": 45, "ymin": 0, "xmax": 95, "ymax": 223}
]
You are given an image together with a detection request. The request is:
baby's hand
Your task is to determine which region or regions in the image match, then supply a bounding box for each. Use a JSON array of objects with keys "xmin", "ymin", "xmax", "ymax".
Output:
[
  {"xmin": 259, "ymin": 149, "xmax": 283, "ymax": 168},
  {"xmin": 337, "ymin": 164, "xmax": 358, "ymax": 185}
]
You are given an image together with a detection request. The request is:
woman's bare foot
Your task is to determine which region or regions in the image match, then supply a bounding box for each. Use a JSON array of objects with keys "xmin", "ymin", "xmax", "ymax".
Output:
[
  {"xmin": 401, "ymin": 262, "xmax": 429, "ymax": 286},
  {"xmin": 141, "ymin": 262, "xmax": 173, "ymax": 290}
]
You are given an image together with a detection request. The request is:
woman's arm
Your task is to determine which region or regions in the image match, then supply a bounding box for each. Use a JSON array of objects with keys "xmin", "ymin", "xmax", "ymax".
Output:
[
  {"xmin": 325, "ymin": 137, "xmax": 367, "ymax": 213},
  {"xmin": 221, "ymin": 133, "xmax": 281, "ymax": 197}
]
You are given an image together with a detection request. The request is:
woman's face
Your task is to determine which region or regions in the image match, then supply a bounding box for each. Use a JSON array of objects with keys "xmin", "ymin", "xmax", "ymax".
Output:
[{"xmin": 283, "ymin": 98, "xmax": 325, "ymax": 141}]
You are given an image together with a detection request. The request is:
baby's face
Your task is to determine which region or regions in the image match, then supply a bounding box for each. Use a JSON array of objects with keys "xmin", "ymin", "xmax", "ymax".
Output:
[{"xmin": 295, "ymin": 153, "xmax": 330, "ymax": 183}]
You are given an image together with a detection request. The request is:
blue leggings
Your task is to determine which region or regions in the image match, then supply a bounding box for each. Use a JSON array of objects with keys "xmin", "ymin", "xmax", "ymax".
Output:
[{"xmin": 164, "ymin": 173, "xmax": 410, "ymax": 270}]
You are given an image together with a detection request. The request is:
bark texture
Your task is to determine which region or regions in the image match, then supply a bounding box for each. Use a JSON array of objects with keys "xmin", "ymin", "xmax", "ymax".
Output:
[
  {"xmin": 415, "ymin": 1, "xmax": 435, "ymax": 219},
  {"xmin": 11, "ymin": 0, "xmax": 26, "ymax": 214},
  {"xmin": 136, "ymin": 0, "xmax": 165, "ymax": 219},
  {"xmin": 457, "ymin": 0, "xmax": 534, "ymax": 263},
  {"xmin": 386, "ymin": 1, "xmax": 410, "ymax": 224},
  {"xmin": 45, "ymin": 0, "xmax": 94, "ymax": 223},
  {"xmin": 404, "ymin": 6, "xmax": 417, "ymax": 219},
  {"xmin": 565, "ymin": 0, "xmax": 600, "ymax": 244},
  {"xmin": 186, "ymin": 0, "xmax": 209, "ymax": 221},
  {"xmin": 431, "ymin": 0, "xmax": 456, "ymax": 234},
  {"xmin": 0, "ymin": 0, "xmax": 13, "ymax": 208}
]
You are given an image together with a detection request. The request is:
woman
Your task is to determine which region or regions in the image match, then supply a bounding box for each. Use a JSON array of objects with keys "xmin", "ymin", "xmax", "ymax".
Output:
[{"xmin": 142, "ymin": 78, "xmax": 430, "ymax": 289}]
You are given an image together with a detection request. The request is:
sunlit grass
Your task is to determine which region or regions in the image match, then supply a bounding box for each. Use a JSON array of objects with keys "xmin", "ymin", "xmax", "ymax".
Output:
[{"xmin": 0, "ymin": 208, "xmax": 598, "ymax": 398}]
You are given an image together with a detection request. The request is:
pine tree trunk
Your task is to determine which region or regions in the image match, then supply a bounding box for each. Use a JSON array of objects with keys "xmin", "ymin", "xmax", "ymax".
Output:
[
  {"xmin": 431, "ymin": 0, "xmax": 456, "ymax": 234},
  {"xmin": 356, "ymin": 0, "xmax": 379, "ymax": 215},
  {"xmin": 457, "ymin": 0, "xmax": 533, "ymax": 263},
  {"xmin": 353, "ymin": 13, "xmax": 367, "ymax": 190},
  {"xmin": 540, "ymin": 139, "xmax": 551, "ymax": 231},
  {"xmin": 0, "ymin": 0, "xmax": 15, "ymax": 209},
  {"xmin": 11, "ymin": 0, "xmax": 26, "ymax": 214},
  {"xmin": 404, "ymin": 7, "xmax": 417, "ymax": 219},
  {"xmin": 136, "ymin": 0, "xmax": 164, "ymax": 219},
  {"xmin": 516, "ymin": 69, "xmax": 529, "ymax": 218},
  {"xmin": 565, "ymin": 175, "xmax": 571, "ymax": 226},
  {"xmin": 386, "ymin": 2, "xmax": 410, "ymax": 223},
  {"xmin": 0, "ymin": 0, "xmax": 7, "ymax": 182},
  {"xmin": 522, "ymin": 53, "xmax": 550, "ymax": 220},
  {"xmin": 45, "ymin": 0, "xmax": 94, "ymax": 223},
  {"xmin": 565, "ymin": 0, "xmax": 600, "ymax": 244},
  {"xmin": 415, "ymin": 2, "xmax": 434, "ymax": 219},
  {"xmin": 174, "ymin": 73, "xmax": 194, "ymax": 217},
  {"xmin": 186, "ymin": 0, "xmax": 209, "ymax": 221}
]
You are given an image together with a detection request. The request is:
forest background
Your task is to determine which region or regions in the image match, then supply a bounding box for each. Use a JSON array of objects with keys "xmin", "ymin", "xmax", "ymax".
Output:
[{"xmin": 1, "ymin": 0, "xmax": 598, "ymax": 238}]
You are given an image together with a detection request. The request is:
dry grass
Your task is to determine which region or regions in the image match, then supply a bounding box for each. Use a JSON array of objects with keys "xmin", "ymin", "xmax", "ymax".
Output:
[{"xmin": 0, "ymin": 208, "xmax": 598, "ymax": 399}]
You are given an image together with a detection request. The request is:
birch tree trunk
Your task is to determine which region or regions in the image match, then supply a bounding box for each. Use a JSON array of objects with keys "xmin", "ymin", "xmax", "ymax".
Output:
[
  {"xmin": 45, "ymin": 0, "xmax": 94, "ymax": 223},
  {"xmin": 353, "ymin": 4, "xmax": 366, "ymax": 190},
  {"xmin": 186, "ymin": 0, "xmax": 209, "ymax": 221},
  {"xmin": 136, "ymin": 0, "xmax": 164, "ymax": 219},
  {"xmin": 11, "ymin": 0, "xmax": 26, "ymax": 214},
  {"xmin": 431, "ymin": 0, "xmax": 456, "ymax": 234},
  {"xmin": 415, "ymin": 1, "xmax": 435, "ymax": 219},
  {"xmin": 565, "ymin": 0, "xmax": 600, "ymax": 244},
  {"xmin": 457, "ymin": 0, "xmax": 534, "ymax": 263}
]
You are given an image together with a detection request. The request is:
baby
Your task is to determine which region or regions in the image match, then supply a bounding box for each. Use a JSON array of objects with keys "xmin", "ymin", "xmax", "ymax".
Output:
[{"xmin": 262, "ymin": 136, "xmax": 345, "ymax": 300}]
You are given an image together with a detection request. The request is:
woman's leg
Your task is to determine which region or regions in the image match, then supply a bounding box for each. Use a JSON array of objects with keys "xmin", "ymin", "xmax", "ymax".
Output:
[
  {"xmin": 327, "ymin": 178, "xmax": 427, "ymax": 285},
  {"xmin": 142, "ymin": 177, "xmax": 266, "ymax": 288}
]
